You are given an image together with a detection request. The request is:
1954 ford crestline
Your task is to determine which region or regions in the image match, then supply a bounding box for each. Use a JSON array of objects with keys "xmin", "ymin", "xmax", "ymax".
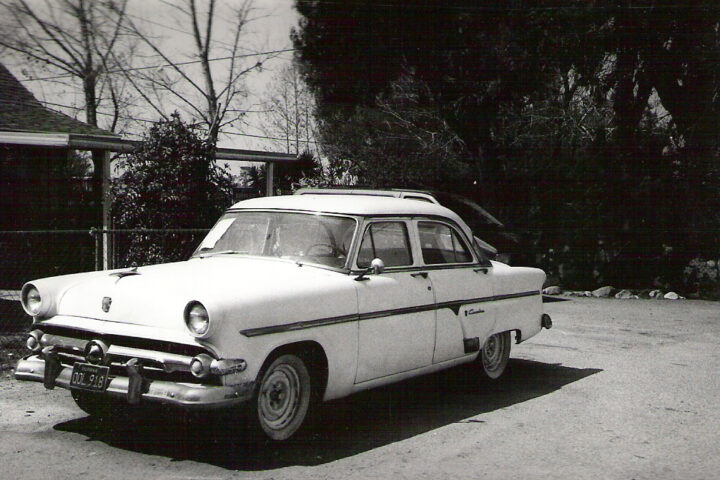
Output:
[{"xmin": 15, "ymin": 191, "xmax": 552, "ymax": 441}]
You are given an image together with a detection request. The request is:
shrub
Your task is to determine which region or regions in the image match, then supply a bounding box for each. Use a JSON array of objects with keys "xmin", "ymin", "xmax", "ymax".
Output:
[{"xmin": 112, "ymin": 114, "xmax": 235, "ymax": 266}]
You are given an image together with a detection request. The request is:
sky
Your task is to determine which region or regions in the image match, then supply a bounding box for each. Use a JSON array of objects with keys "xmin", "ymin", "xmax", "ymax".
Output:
[{"xmin": 4, "ymin": 0, "xmax": 301, "ymax": 162}]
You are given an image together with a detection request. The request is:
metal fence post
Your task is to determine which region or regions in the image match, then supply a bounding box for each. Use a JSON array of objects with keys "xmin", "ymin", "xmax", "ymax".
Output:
[
  {"xmin": 266, "ymin": 162, "xmax": 274, "ymax": 196},
  {"xmin": 102, "ymin": 151, "xmax": 113, "ymax": 270},
  {"xmin": 90, "ymin": 228, "xmax": 102, "ymax": 271}
]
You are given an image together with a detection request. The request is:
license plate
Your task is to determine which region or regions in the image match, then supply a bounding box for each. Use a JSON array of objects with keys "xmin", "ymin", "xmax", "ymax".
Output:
[{"xmin": 70, "ymin": 362, "xmax": 110, "ymax": 392}]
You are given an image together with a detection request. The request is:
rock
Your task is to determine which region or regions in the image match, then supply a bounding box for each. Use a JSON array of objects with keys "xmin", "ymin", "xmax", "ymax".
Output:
[
  {"xmin": 649, "ymin": 290, "xmax": 663, "ymax": 299},
  {"xmin": 664, "ymin": 292, "xmax": 680, "ymax": 300},
  {"xmin": 614, "ymin": 289, "xmax": 635, "ymax": 299},
  {"xmin": 583, "ymin": 291, "xmax": 593, "ymax": 297},
  {"xmin": 543, "ymin": 286, "xmax": 563, "ymax": 295},
  {"xmin": 592, "ymin": 286, "xmax": 614, "ymax": 298}
]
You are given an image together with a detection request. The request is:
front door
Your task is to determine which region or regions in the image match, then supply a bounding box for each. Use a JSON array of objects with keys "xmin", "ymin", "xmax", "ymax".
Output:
[{"xmin": 353, "ymin": 221, "xmax": 436, "ymax": 384}]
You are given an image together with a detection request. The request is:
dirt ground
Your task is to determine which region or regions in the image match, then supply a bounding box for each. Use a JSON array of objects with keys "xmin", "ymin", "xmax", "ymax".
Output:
[{"xmin": 1, "ymin": 297, "xmax": 719, "ymax": 480}]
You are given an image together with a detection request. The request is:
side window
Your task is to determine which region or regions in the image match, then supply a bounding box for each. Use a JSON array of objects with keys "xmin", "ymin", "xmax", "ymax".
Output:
[
  {"xmin": 418, "ymin": 222, "xmax": 474, "ymax": 265},
  {"xmin": 357, "ymin": 222, "xmax": 412, "ymax": 268}
]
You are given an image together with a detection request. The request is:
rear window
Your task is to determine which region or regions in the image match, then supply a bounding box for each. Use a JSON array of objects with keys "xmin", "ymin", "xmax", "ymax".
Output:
[{"xmin": 418, "ymin": 222, "xmax": 474, "ymax": 264}]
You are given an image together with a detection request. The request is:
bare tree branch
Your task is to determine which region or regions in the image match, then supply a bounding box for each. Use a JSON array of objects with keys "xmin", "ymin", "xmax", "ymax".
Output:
[
  {"xmin": 18, "ymin": 0, "xmax": 86, "ymax": 68},
  {"xmin": 0, "ymin": 0, "xmax": 134, "ymax": 131},
  {"xmin": 122, "ymin": 14, "xmax": 208, "ymax": 98}
]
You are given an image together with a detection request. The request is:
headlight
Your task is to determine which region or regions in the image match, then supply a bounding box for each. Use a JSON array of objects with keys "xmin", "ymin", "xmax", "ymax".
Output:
[
  {"xmin": 22, "ymin": 285, "xmax": 42, "ymax": 316},
  {"xmin": 185, "ymin": 302, "xmax": 210, "ymax": 337}
]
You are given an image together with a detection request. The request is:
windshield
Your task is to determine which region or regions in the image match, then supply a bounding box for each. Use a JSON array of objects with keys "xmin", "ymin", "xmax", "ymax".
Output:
[{"xmin": 193, "ymin": 211, "xmax": 357, "ymax": 269}]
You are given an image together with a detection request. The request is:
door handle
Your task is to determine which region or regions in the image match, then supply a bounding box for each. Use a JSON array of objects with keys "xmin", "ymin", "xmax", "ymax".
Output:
[
  {"xmin": 411, "ymin": 272, "xmax": 428, "ymax": 279},
  {"xmin": 473, "ymin": 267, "xmax": 489, "ymax": 274}
]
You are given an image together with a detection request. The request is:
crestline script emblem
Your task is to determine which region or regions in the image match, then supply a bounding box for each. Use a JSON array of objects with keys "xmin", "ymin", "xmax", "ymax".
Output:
[{"xmin": 101, "ymin": 297, "xmax": 112, "ymax": 313}]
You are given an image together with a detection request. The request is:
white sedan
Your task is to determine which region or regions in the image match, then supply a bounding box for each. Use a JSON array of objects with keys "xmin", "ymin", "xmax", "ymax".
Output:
[{"xmin": 15, "ymin": 192, "xmax": 552, "ymax": 441}]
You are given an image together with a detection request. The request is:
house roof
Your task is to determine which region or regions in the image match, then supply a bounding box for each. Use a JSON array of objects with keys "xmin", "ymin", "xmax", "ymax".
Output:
[
  {"xmin": 0, "ymin": 62, "xmax": 117, "ymax": 137},
  {"xmin": 0, "ymin": 62, "xmax": 297, "ymax": 163}
]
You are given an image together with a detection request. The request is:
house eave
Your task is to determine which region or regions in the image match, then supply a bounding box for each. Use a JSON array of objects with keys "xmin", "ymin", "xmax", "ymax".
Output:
[
  {"xmin": 0, "ymin": 131, "xmax": 299, "ymax": 163},
  {"xmin": 215, "ymin": 147, "xmax": 297, "ymax": 163},
  {"xmin": 0, "ymin": 131, "xmax": 125, "ymax": 150}
]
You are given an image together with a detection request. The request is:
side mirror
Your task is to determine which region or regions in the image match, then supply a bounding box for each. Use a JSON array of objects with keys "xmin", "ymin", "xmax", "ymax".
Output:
[{"xmin": 354, "ymin": 258, "xmax": 385, "ymax": 281}]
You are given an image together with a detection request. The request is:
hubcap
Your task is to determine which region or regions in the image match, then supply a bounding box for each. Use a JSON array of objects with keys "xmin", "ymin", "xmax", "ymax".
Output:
[
  {"xmin": 259, "ymin": 364, "xmax": 301, "ymax": 431},
  {"xmin": 482, "ymin": 334, "xmax": 504, "ymax": 372}
]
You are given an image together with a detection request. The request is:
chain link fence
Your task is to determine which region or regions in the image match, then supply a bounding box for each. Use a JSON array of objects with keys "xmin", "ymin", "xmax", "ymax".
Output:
[{"xmin": 0, "ymin": 228, "xmax": 208, "ymax": 334}]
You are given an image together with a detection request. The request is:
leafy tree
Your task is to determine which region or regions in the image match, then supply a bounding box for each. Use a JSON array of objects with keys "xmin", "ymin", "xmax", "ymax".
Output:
[
  {"xmin": 112, "ymin": 113, "xmax": 234, "ymax": 265},
  {"xmin": 292, "ymin": 1, "xmax": 601, "ymax": 201},
  {"xmin": 318, "ymin": 74, "xmax": 474, "ymax": 190},
  {"xmin": 293, "ymin": 0, "xmax": 720, "ymax": 291},
  {"xmin": 243, "ymin": 150, "xmax": 324, "ymax": 195}
]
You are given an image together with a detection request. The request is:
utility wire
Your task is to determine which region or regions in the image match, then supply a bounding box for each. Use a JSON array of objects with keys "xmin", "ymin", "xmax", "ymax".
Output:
[
  {"xmin": 123, "ymin": 11, "xmax": 283, "ymax": 55},
  {"xmin": 40, "ymin": 100, "xmax": 318, "ymax": 144},
  {"xmin": 21, "ymin": 47, "xmax": 295, "ymax": 82},
  {"xmin": 300, "ymin": 0, "xmax": 720, "ymax": 12},
  {"xmin": 223, "ymin": 130, "xmax": 319, "ymax": 144},
  {"xmin": 41, "ymin": 100, "xmax": 162, "ymax": 124}
]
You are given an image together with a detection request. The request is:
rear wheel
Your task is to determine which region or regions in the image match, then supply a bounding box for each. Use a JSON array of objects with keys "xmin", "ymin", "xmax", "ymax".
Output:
[
  {"xmin": 254, "ymin": 353, "xmax": 312, "ymax": 441},
  {"xmin": 479, "ymin": 331, "xmax": 511, "ymax": 379}
]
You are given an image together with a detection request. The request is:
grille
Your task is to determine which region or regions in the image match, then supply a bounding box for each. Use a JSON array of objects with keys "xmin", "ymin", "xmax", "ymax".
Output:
[
  {"xmin": 40, "ymin": 324, "xmax": 211, "ymax": 357},
  {"xmin": 39, "ymin": 324, "xmax": 221, "ymax": 385}
]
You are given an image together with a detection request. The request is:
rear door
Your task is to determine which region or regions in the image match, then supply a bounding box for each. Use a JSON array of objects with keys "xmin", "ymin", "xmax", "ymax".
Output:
[{"xmin": 414, "ymin": 220, "xmax": 497, "ymax": 364}]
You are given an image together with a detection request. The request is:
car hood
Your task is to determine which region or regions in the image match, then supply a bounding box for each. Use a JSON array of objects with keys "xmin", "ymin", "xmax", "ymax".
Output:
[{"xmin": 54, "ymin": 256, "xmax": 358, "ymax": 336}]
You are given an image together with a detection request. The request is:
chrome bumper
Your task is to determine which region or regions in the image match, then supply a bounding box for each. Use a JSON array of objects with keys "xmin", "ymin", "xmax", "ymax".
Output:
[{"xmin": 15, "ymin": 355, "xmax": 254, "ymax": 409}]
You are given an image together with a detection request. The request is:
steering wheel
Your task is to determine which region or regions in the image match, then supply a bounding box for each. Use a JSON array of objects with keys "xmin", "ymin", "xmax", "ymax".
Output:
[{"xmin": 304, "ymin": 243, "xmax": 338, "ymax": 257}]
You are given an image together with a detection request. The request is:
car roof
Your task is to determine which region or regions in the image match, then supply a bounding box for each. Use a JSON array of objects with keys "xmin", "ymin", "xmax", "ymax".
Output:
[
  {"xmin": 295, "ymin": 187, "xmax": 503, "ymax": 227},
  {"xmin": 230, "ymin": 194, "xmax": 472, "ymax": 236},
  {"xmin": 294, "ymin": 187, "xmax": 439, "ymax": 204}
]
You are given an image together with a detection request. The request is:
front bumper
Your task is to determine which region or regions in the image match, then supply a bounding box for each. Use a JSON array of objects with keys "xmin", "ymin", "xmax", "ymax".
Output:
[{"xmin": 15, "ymin": 355, "xmax": 254, "ymax": 409}]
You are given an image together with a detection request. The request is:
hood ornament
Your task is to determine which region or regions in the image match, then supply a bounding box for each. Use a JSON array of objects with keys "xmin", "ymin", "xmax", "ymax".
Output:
[
  {"xmin": 101, "ymin": 296, "xmax": 112, "ymax": 312},
  {"xmin": 110, "ymin": 265, "xmax": 140, "ymax": 278},
  {"xmin": 110, "ymin": 265, "xmax": 140, "ymax": 281}
]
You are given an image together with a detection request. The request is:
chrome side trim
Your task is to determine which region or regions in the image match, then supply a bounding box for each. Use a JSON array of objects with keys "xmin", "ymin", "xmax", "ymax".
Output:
[
  {"xmin": 240, "ymin": 290, "xmax": 541, "ymax": 337},
  {"xmin": 240, "ymin": 313, "xmax": 358, "ymax": 337}
]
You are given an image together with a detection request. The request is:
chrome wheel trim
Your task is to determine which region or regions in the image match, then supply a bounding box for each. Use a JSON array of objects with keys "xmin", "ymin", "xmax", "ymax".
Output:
[
  {"xmin": 258, "ymin": 363, "xmax": 302, "ymax": 432},
  {"xmin": 481, "ymin": 333, "xmax": 508, "ymax": 378}
]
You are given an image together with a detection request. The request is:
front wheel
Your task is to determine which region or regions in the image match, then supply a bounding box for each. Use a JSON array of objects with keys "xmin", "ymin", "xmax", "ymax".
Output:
[
  {"xmin": 254, "ymin": 353, "xmax": 312, "ymax": 441},
  {"xmin": 478, "ymin": 331, "xmax": 511, "ymax": 380},
  {"xmin": 71, "ymin": 390, "xmax": 121, "ymax": 420}
]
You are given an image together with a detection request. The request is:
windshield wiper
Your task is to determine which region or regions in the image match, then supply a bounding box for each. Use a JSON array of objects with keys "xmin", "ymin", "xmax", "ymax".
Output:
[{"xmin": 195, "ymin": 250, "xmax": 243, "ymax": 258}]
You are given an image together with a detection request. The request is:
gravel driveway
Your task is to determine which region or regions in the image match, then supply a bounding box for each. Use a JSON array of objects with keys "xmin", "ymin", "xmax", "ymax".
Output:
[{"xmin": 1, "ymin": 297, "xmax": 718, "ymax": 479}]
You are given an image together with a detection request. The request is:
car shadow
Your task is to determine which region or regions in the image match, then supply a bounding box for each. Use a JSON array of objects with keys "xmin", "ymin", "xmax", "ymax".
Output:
[{"xmin": 54, "ymin": 359, "xmax": 601, "ymax": 470}]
